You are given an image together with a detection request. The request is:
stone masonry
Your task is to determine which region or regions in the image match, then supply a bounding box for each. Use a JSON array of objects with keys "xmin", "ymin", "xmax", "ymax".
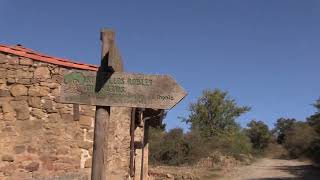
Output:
[{"xmin": 0, "ymin": 49, "xmax": 131, "ymax": 179}]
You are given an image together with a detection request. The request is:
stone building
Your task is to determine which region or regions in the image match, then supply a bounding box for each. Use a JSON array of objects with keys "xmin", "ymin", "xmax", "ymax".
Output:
[{"xmin": 0, "ymin": 44, "xmax": 160, "ymax": 180}]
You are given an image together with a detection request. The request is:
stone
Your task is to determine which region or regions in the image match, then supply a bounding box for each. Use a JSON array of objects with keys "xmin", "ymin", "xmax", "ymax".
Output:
[
  {"xmin": 3, "ymin": 113, "xmax": 15, "ymax": 121},
  {"xmin": 84, "ymin": 158, "xmax": 92, "ymax": 168},
  {"xmin": 2, "ymin": 103, "xmax": 14, "ymax": 113},
  {"xmin": 0, "ymin": 164, "xmax": 16, "ymax": 176},
  {"xmin": 7, "ymin": 78, "xmax": 15, "ymax": 84},
  {"xmin": 51, "ymin": 67, "xmax": 60, "ymax": 74},
  {"xmin": 16, "ymin": 109, "xmax": 30, "ymax": 120},
  {"xmin": 58, "ymin": 156, "xmax": 79, "ymax": 165},
  {"xmin": 87, "ymin": 130, "xmax": 94, "ymax": 141},
  {"xmin": 2, "ymin": 126, "xmax": 13, "ymax": 132},
  {"xmin": 28, "ymin": 97, "xmax": 41, "ymax": 108},
  {"xmin": 40, "ymin": 155, "xmax": 54, "ymax": 170},
  {"xmin": 79, "ymin": 115, "xmax": 93, "ymax": 129},
  {"xmin": 16, "ymin": 69, "xmax": 33, "ymax": 79},
  {"xmin": 56, "ymin": 146, "xmax": 70, "ymax": 155},
  {"xmin": 27, "ymin": 146, "xmax": 37, "ymax": 153},
  {"xmin": 0, "ymin": 78, "xmax": 5, "ymax": 84},
  {"xmin": 31, "ymin": 78, "xmax": 40, "ymax": 84},
  {"xmin": 43, "ymin": 100, "xmax": 56, "ymax": 113},
  {"xmin": 40, "ymin": 82, "xmax": 59, "ymax": 89},
  {"xmin": 10, "ymin": 100, "xmax": 28, "ymax": 110},
  {"xmin": 8, "ymin": 57, "xmax": 19, "ymax": 64},
  {"xmin": 14, "ymin": 145, "xmax": 26, "ymax": 154},
  {"xmin": 17, "ymin": 120, "xmax": 42, "ymax": 132},
  {"xmin": 52, "ymin": 74, "xmax": 63, "ymax": 83},
  {"xmin": 58, "ymin": 106, "xmax": 72, "ymax": 114},
  {"xmin": 17, "ymin": 78, "xmax": 31, "ymax": 85},
  {"xmin": 20, "ymin": 58, "xmax": 33, "ymax": 65},
  {"xmin": 10, "ymin": 100, "xmax": 29, "ymax": 120},
  {"xmin": 0, "ymin": 69, "xmax": 6, "ymax": 78},
  {"xmin": 31, "ymin": 109, "xmax": 46, "ymax": 119},
  {"xmin": 6, "ymin": 70, "xmax": 16, "ymax": 78},
  {"xmin": 0, "ymin": 89, "xmax": 10, "ymax": 97},
  {"xmin": 61, "ymin": 113, "xmax": 74, "ymax": 122},
  {"xmin": 0, "ymin": 96, "xmax": 14, "ymax": 103},
  {"xmin": 166, "ymin": 174, "xmax": 174, "ymax": 179},
  {"xmin": 80, "ymin": 106, "xmax": 95, "ymax": 116},
  {"xmin": 10, "ymin": 84, "xmax": 28, "ymax": 96},
  {"xmin": 24, "ymin": 162, "xmax": 40, "ymax": 172},
  {"xmin": 0, "ymin": 55, "xmax": 8, "ymax": 64},
  {"xmin": 28, "ymin": 86, "xmax": 50, "ymax": 97},
  {"xmin": 34, "ymin": 67, "xmax": 50, "ymax": 80},
  {"xmin": 78, "ymin": 141, "xmax": 93, "ymax": 150},
  {"xmin": 48, "ymin": 113, "xmax": 61, "ymax": 122},
  {"xmin": 1, "ymin": 154, "xmax": 14, "ymax": 162},
  {"xmin": 14, "ymin": 95, "xmax": 28, "ymax": 101}
]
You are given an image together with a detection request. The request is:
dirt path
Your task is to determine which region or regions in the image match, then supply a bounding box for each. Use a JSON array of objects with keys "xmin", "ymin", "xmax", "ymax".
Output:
[{"xmin": 218, "ymin": 158, "xmax": 320, "ymax": 180}]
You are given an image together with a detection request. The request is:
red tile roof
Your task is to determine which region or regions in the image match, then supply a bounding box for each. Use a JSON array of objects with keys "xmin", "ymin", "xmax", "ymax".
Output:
[{"xmin": 0, "ymin": 44, "xmax": 98, "ymax": 71}]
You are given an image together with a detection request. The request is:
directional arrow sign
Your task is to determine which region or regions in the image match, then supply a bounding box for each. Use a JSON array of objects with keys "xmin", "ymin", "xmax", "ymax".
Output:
[{"xmin": 60, "ymin": 70, "xmax": 187, "ymax": 109}]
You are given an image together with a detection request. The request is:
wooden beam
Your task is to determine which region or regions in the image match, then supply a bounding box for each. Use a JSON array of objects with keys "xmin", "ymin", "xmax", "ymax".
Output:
[
  {"xmin": 91, "ymin": 29, "xmax": 114, "ymax": 180},
  {"xmin": 130, "ymin": 108, "xmax": 136, "ymax": 177}
]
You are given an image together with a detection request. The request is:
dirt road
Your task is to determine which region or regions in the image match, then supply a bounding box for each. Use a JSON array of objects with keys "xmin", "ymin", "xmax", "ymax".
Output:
[{"xmin": 218, "ymin": 158, "xmax": 320, "ymax": 180}]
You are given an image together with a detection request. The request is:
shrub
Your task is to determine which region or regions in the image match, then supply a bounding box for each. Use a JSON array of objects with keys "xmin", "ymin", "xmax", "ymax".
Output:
[{"xmin": 284, "ymin": 122, "xmax": 317, "ymax": 158}]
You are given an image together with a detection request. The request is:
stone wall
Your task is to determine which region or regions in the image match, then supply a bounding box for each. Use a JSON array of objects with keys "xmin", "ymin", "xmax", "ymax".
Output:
[{"xmin": 0, "ymin": 52, "xmax": 131, "ymax": 179}]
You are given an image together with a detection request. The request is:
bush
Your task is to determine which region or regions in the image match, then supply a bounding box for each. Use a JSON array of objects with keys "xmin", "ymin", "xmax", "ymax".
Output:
[
  {"xmin": 284, "ymin": 122, "xmax": 317, "ymax": 158},
  {"xmin": 149, "ymin": 127, "xmax": 253, "ymax": 166},
  {"xmin": 246, "ymin": 120, "xmax": 271, "ymax": 150}
]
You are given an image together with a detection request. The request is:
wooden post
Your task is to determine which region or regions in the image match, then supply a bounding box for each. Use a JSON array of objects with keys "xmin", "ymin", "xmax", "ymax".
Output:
[
  {"xmin": 91, "ymin": 29, "xmax": 115, "ymax": 180},
  {"xmin": 130, "ymin": 108, "xmax": 136, "ymax": 177},
  {"xmin": 142, "ymin": 120, "xmax": 149, "ymax": 180}
]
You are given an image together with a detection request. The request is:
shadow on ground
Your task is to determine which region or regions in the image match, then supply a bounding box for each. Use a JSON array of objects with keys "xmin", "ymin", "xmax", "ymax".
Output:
[{"xmin": 248, "ymin": 164, "xmax": 320, "ymax": 180}]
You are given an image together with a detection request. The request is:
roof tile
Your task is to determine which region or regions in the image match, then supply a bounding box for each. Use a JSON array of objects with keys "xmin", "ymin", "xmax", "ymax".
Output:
[{"xmin": 0, "ymin": 44, "xmax": 98, "ymax": 71}]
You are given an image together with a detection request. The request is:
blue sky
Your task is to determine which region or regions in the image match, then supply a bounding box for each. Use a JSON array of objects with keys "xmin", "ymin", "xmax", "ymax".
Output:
[{"xmin": 1, "ymin": 0, "xmax": 319, "ymax": 130}]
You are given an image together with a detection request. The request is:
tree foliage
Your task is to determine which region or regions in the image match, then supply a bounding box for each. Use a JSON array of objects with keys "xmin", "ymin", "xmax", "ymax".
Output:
[
  {"xmin": 184, "ymin": 89, "xmax": 251, "ymax": 138},
  {"xmin": 284, "ymin": 122, "xmax": 317, "ymax": 158},
  {"xmin": 273, "ymin": 118, "xmax": 297, "ymax": 144},
  {"xmin": 149, "ymin": 89, "xmax": 253, "ymax": 166},
  {"xmin": 246, "ymin": 120, "xmax": 271, "ymax": 150},
  {"xmin": 272, "ymin": 98, "xmax": 320, "ymax": 162}
]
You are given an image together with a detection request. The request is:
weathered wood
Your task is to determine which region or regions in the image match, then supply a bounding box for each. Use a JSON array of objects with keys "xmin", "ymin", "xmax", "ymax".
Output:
[
  {"xmin": 60, "ymin": 71, "xmax": 187, "ymax": 109},
  {"xmin": 130, "ymin": 108, "xmax": 136, "ymax": 177},
  {"xmin": 142, "ymin": 119, "xmax": 149, "ymax": 180},
  {"xmin": 91, "ymin": 106, "xmax": 109, "ymax": 180},
  {"xmin": 101, "ymin": 29, "xmax": 123, "ymax": 72},
  {"xmin": 134, "ymin": 110, "xmax": 144, "ymax": 180},
  {"xmin": 91, "ymin": 29, "xmax": 114, "ymax": 180}
]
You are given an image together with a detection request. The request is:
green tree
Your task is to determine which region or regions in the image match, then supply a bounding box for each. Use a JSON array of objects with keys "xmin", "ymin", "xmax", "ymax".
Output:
[
  {"xmin": 159, "ymin": 128, "xmax": 190, "ymax": 165},
  {"xmin": 306, "ymin": 98, "xmax": 320, "ymax": 162},
  {"xmin": 307, "ymin": 98, "xmax": 320, "ymax": 134},
  {"xmin": 273, "ymin": 118, "xmax": 297, "ymax": 144},
  {"xmin": 183, "ymin": 89, "xmax": 251, "ymax": 138},
  {"xmin": 246, "ymin": 120, "xmax": 271, "ymax": 150},
  {"xmin": 149, "ymin": 126, "xmax": 166, "ymax": 164},
  {"xmin": 284, "ymin": 122, "xmax": 317, "ymax": 158}
]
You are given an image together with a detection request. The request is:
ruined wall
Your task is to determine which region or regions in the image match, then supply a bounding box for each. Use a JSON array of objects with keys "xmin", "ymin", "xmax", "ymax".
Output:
[{"xmin": 0, "ymin": 52, "xmax": 131, "ymax": 179}]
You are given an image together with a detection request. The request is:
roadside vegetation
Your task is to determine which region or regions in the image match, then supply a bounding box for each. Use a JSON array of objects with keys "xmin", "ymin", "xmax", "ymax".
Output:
[{"xmin": 149, "ymin": 89, "xmax": 320, "ymax": 166}]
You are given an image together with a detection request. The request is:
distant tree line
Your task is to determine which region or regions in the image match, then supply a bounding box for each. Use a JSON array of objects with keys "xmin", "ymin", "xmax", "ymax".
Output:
[
  {"xmin": 149, "ymin": 89, "xmax": 270, "ymax": 165},
  {"xmin": 149, "ymin": 89, "xmax": 320, "ymax": 165},
  {"xmin": 273, "ymin": 99, "xmax": 320, "ymax": 162}
]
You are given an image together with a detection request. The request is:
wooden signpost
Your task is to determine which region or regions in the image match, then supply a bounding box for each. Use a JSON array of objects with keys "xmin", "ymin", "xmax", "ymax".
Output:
[
  {"xmin": 60, "ymin": 71, "xmax": 186, "ymax": 109},
  {"xmin": 59, "ymin": 29, "xmax": 187, "ymax": 180}
]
